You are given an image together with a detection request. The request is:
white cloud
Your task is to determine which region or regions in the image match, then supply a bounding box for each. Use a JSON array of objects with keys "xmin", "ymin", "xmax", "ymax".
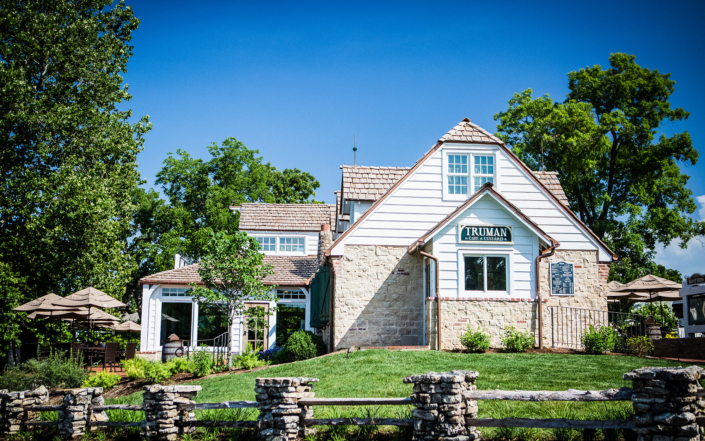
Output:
[{"xmin": 697, "ymin": 195, "xmax": 705, "ymax": 220}]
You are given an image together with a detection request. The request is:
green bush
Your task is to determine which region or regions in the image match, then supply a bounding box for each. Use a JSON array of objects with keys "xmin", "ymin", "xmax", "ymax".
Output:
[
  {"xmin": 626, "ymin": 336, "xmax": 654, "ymax": 358},
  {"xmin": 121, "ymin": 357, "xmax": 147, "ymax": 381},
  {"xmin": 82, "ymin": 370, "xmax": 121, "ymax": 390},
  {"xmin": 234, "ymin": 343, "xmax": 269, "ymax": 370},
  {"xmin": 277, "ymin": 330, "xmax": 326, "ymax": 362},
  {"xmin": 143, "ymin": 360, "xmax": 171, "ymax": 383},
  {"xmin": 501, "ymin": 326, "xmax": 534, "ymax": 353},
  {"xmin": 460, "ymin": 326, "xmax": 491, "ymax": 353},
  {"xmin": 581, "ymin": 325, "xmax": 617, "ymax": 354},
  {"xmin": 0, "ymin": 350, "xmax": 86, "ymax": 390},
  {"xmin": 121, "ymin": 357, "xmax": 175, "ymax": 383},
  {"xmin": 189, "ymin": 349, "xmax": 213, "ymax": 377},
  {"xmin": 165, "ymin": 357, "xmax": 194, "ymax": 376}
]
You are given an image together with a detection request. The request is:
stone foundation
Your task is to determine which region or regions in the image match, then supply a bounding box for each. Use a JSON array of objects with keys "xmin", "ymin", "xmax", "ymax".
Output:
[
  {"xmin": 0, "ymin": 386, "xmax": 49, "ymax": 435},
  {"xmin": 332, "ymin": 246, "xmax": 424, "ymax": 349},
  {"xmin": 255, "ymin": 377, "xmax": 317, "ymax": 441}
]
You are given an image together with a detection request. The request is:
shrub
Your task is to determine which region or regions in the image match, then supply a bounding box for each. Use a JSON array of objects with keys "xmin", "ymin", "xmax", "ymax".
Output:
[
  {"xmin": 234, "ymin": 343, "xmax": 269, "ymax": 370},
  {"xmin": 189, "ymin": 349, "xmax": 213, "ymax": 377},
  {"xmin": 121, "ymin": 357, "xmax": 147, "ymax": 381},
  {"xmin": 259, "ymin": 345, "xmax": 282, "ymax": 362},
  {"xmin": 121, "ymin": 357, "xmax": 174, "ymax": 383},
  {"xmin": 626, "ymin": 336, "xmax": 653, "ymax": 358},
  {"xmin": 0, "ymin": 350, "xmax": 86, "ymax": 390},
  {"xmin": 82, "ymin": 371, "xmax": 121, "ymax": 390},
  {"xmin": 277, "ymin": 330, "xmax": 326, "ymax": 362},
  {"xmin": 166, "ymin": 357, "xmax": 194, "ymax": 376},
  {"xmin": 143, "ymin": 360, "xmax": 171, "ymax": 383},
  {"xmin": 460, "ymin": 326, "xmax": 491, "ymax": 352},
  {"xmin": 581, "ymin": 325, "xmax": 616, "ymax": 354},
  {"xmin": 501, "ymin": 326, "xmax": 534, "ymax": 353}
]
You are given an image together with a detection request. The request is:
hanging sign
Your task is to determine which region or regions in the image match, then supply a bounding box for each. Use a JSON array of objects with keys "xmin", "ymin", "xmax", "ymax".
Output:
[
  {"xmin": 550, "ymin": 261, "xmax": 574, "ymax": 296},
  {"xmin": 458, "ymin": 225, "xmax": 512, "ymax": 244},
  {"xmin": 686, "ymin": 273, "xmax": 704, "ymax": 286}
]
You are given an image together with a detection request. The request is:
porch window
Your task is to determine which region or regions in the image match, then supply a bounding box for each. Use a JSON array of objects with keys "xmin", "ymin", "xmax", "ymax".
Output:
[
  {"xmin": 447, "ymin": 155, "xmax": 468, "ymax": 195},
  {"xmin": 197, "ymin": 304, "xmax": 228, "ymax": 342},
  {"xmin": 160, "ymin": 303, "xmax": 192, "ymax": 343},
  {"xmin": 464, "ymin": 255, "xmax": 507, "ymax": 292},
  {"xmin": 473, "ymin": 156, "xmax": 494, "ymax": 192}
]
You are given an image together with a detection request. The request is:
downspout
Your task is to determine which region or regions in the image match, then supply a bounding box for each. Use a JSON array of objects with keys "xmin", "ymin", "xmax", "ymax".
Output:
[
  {"xmin": 419, "ymin": 249, "xmax": 441, "ymax": 351},
  {"xmin": 535, "ymin": 241, "xmax": 558, "ymax": 349}
]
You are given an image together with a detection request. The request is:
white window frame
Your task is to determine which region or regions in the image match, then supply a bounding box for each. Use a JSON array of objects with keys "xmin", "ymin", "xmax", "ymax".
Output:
[
  {"xmin": 472, "ymin": 155, "xmax": 496, "ymax": 193},
  {"xmin": 278, "ymin": 236, "xmax": 306, "ymax": 255},
  {"xmin": 457, "ymin": 249, "xmax": 512, "ymax": 297},
  {"xmin": 254, "ymin": 236, "xmax": 277, "ymax": 253},
  {"xmin": 442, "ymin": 149, "xmax": 498, "ymax": 201}
]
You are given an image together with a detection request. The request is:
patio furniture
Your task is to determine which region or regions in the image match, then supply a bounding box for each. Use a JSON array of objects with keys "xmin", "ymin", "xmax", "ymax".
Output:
[
  {"xmin": 124, "ymin": 342, "xmax": 137, "ymax": 361},
  {"xmin": 104, "ymin": 343, "xmax": 119, "ymax": 372}
]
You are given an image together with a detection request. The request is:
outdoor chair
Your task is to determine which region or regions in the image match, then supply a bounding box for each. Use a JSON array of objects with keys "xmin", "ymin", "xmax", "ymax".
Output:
[
  {"xmin": 124, "ymin": 342, "xmax": 137, "ymax": 362},
  {"xmin": 104, "ymin": 342, "xmax": 119, "ymax": 372}
]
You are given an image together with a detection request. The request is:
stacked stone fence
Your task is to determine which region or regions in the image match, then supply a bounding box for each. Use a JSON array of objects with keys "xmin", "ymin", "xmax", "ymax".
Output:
[{"xmin": 0, "ymin": 367, "xmax": 703, "ymax": 440}]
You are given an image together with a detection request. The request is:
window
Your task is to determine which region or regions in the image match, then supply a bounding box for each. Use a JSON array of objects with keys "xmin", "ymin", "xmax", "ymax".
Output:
[
  {"xmin": 197, "ymin": 304, "xmax": 228, "ymax": 342},
  {"xmin": 162, "ymin": 288, "xmax": 188, "ymax": 297},
  {"xmin": 447, "ymin": 154, "xmax": 468, "ymax": 195},
  {"xmin": 279, "ymin": 237, "xmax": 305, "ymax": 253},
  {"xmin": 255, "ymin": 237, "xmax": 276, "ymax": 252},
  {"xmin": 277, "ymin": 289, "xmax": 306, "ymax": 300},
  {"xmin": 473, "ymin": 156, "xmax": 494, "ymax": 192},
  {"xmin": 688, "ymin": 294, "xmax": 705, "ymax": 325},
  {"xmin": 464, "ymin": 255, "xmax": 507, "ymax": 292},
  {"xmin": 160, "ymin": 303, "xmax": 192, "ymax": 343}
]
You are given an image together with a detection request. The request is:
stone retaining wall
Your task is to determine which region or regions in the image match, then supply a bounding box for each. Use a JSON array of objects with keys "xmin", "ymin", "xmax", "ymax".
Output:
[
  {"xmin": 142, "ymin": 385, "xmax": 200, "ymax": 440},
  {"xmin": 255, "ymin": 377, "xmax": 317, "ymax": 441},
  {"xmin": 58, "ymin": 387, "xmax": 107, "ymax": 438},
  {"xmin": 0, "ymin": 385, "xmax": 49, "ymax": 435}
]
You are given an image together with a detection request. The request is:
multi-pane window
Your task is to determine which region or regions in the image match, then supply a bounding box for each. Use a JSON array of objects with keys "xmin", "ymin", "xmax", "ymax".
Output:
[
  {"xmin": 277, "ymin": 289, "xmax": 306, "ymax": 300},
  {"xmin": 279, "ymin": 237, "xmax": 305, "ymax": 253},
  {"xmin": 160, "ymin": 302, "xmax": 192, "ymax": 343},
  {"xmin": 255, "ymin": 237, "xmax": 276, "ymax": 252},
  {"xmin": 464, "ymin": 255, "xmax": 507, "ymax": 292},
  {"xmin": 447, "ymin": 155, "xmax": 468, "ymax": 195},
  {"xmin": 473, "ymin": 156, "xmax": 494, "ymax": 192},
  {"xmin": 162, "ymin": 288, "xmax": 188, "ymax": 297}
]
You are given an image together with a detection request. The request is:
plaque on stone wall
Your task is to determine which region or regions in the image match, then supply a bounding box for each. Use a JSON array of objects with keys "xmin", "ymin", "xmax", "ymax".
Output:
[{"xmin": 550, "ymin": 261, "xmax": 574, "ymax": 296}]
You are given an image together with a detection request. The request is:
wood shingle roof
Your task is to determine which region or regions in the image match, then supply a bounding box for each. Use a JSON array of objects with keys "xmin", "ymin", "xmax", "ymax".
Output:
[
  {"xmin": 439, "ymin": 118, "xmax": 504, "ymax": 144},
  {"xmin": 340, "ymin": 165, "xmax": 410, "ymax": 203},
  {"xmin": 532, "ymin": 171, "xmax": 570, "ymax": 207},
  {"xmin": 239, "ymin": 203, "xmax": 335, "ymax": 232}
]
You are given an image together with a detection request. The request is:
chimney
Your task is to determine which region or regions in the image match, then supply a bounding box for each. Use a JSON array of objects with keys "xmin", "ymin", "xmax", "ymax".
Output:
[
  {"xmin": 318, "ymin": 224, "xmax": 332, "ymax": 263},
  {"xmin": 174, "ymin": 254, "xmax": 185, "ymax": 269}
]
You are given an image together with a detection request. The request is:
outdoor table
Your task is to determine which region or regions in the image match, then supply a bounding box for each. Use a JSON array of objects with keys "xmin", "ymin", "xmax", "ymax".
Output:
[{"xmin": 84, "ymin": 347, "xmax": 105, "ymax": 368}]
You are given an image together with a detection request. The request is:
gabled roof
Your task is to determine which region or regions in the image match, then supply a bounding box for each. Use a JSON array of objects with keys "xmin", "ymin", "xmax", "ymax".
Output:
[
  {"xmin": 327, "ymin": 118, "xmax": 617, "ymax": 260},
  {"xmin": 533, "ymin": 171, "xmax": 569, "ymax": 207},
  {"xmin": 340, "ymin": 165, "xmax": 410, "ymax": 204},
  {"xmin": 409, "ymin": 183, "xmax": 556, "ymax": 253},
  {"xmin": 138, "ymin": 256, "xmax": 320, "ymax": 286},
  {"xmin": 239, "ymin": 203, "xmax": 336, "ymax": 232}
]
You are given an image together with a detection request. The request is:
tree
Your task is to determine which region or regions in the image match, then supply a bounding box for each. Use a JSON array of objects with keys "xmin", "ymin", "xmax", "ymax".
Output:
[
  {"xmin": 0, "ymin": 0, "xmax": 149, "ymax": 355},
  {"xmin": 187, "ymin": 232, "xmax": 276, "ymax": 364},
  {"xmin": 494, "ymin": 53, "xmax": 703, "ymax": 268}
]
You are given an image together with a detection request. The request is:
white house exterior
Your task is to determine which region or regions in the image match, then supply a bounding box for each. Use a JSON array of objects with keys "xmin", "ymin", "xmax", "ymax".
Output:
[{"xmin": 679, "ymin": 274, "xmax": 705, "ymax": 338}]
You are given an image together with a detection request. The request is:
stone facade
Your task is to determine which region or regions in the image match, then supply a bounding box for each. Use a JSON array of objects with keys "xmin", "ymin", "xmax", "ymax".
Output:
[
  {"xmin": 142, "ymin": 385, "xmax": 200, "ymax": 440},
  {"xmin": 404, "ymin": 370, "xmax": 480, "ymax": 441},
  {"xmin": 0, "ymin": 386, "xmax": 49, "ymax": 435},
  {"xmin": 625, "ymin": 366, "xmax": 704, "ymax": 441},
  {"xmin": 255, "ymin": 377, "xmax": 316, "ymax": 441},
  {"xmin": 332, "ymin": 245, "xmax": 424, "ymax": 349}
]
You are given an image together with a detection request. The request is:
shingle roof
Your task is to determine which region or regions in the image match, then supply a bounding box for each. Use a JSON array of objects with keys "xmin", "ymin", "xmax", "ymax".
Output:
[
  {"xmin": 532, "ymin": 171, "xmax": 569, "ymax": 207},
  {"xmin": 335, "ymin": 191, "xmax": 349, "ymax": 223},
  {"xmin": 138, "ymin": 256, "xmax": 319, "ymax": 286},
  {"xmin": 341, "ymin": 165, "xmax": 410, "ymax": 203},
  {"xmin": 439, "ymin": 118, "xmax": 503, "ymax": 144},
  {"xmin": 239, "ymin": 203, "xmax": 336, "ymax": 232}
]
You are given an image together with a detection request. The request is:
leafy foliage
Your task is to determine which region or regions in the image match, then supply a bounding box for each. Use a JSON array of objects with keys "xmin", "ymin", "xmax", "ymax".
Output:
[
  {"xmin": 608, "ymin": 257, "xmax": 682, "ymax": 285},
  {"xmin": 189, "ymin": 349, "xmax": 214, "ymax": 377},
  {"xmin": 188, "ymin": 231, "xmax": 277, "ymax": 366},
  {"xmin": 581, "ymin": 325, "xmax": 616, "ymax": 354},
  {"xmin": 460, "ymin": 326, "xmax": 491, "ymax": 353},
  {"xmin": 494, "ymin": 54, "xmax": 703, "ymax": 269},
  {"xmin": 259, "ymin": 345, "xmax": 282, "ymax": 362},
  {"xmin": 0, "ymin": 350, "xmax": 86, "ymax": 390},
  {"xmin": 626, "ymin": 337, "xmax": 654, "ymax": 358},
  {"xmin": 630, "ymin": 303, "xmax": 678, "ymax": 329},
  {"xmin": 0, "ymin": 0, "xmax": 150, "ymax": 355},
  {"xmin": 234, "ymin": 343, "xmax": 269, "ymax": 370},
  {"xmin": 82, "ymin": 371, "xmax": 121, "ymax": 390},
  {"xmin": 501, "ymin": 326, "xmax": 534, "ymax": 353},
  {"xmin": 276, "ymin": 330, "xmax": 326, "ymax": 362}
]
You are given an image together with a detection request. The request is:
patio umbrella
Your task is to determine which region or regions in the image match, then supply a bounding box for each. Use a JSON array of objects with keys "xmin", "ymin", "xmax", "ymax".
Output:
[
  {"xmin": 112, "ymin": 321, "xmax": 141, "ymax": 332},
  {"xmin": 614, "ymin": 275, "xmax": 682, "ymax": 325},
  {"xmin": 13, "ymin": 293, "xmax": 66, "ymax": 312},
  {"xmin": 52, "ymin": 287, "xmax": 126, "ymax": 309}
]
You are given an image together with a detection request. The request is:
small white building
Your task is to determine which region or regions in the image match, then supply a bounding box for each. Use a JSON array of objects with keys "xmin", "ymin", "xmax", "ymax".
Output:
[{"xmin": 679, "ymin": 273, "xmax": 705, "ymax": 338}]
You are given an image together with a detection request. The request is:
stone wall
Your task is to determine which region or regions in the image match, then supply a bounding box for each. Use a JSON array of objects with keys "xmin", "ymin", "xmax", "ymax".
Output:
[
  {"xmin": 142, "ymin": 385, "xmax": 200, "ymax": 440},
  {"xmin": 539, "ymin": 250, "xmax": 607, "ymax": 310},
  {"xmin": 0, "ymin": 386, "xmax": 49, "ymax": 435},
  {"xmin": 331, "ymin": 245, "xmax": 424, "ymax": 349}
]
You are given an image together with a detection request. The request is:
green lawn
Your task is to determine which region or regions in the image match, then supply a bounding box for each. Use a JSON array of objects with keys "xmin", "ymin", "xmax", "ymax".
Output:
[{"xmin": 107, "ymin": 349, "xmax": 700, "ymax": 438}]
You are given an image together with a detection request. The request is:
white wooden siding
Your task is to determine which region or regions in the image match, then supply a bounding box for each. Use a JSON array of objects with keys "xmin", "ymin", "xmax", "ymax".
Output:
[{"xmin": 332, "ymin": 143, "xmax": 610, "ymax": 261}]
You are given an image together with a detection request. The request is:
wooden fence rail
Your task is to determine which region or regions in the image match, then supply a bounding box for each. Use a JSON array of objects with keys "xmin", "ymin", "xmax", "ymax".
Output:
[
  {"xmin": 463, "ymin": 388, "xmax": 634, "ymax": 402},
  {"xmin": 465, "ymin": 418, "xmax": 637, "ymax": 429}
]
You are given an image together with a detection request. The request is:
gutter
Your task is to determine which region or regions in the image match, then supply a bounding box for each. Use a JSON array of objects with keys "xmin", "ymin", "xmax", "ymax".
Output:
[
  {"xmin": 419, "ymin": 246, "xmax": 441, "ymax": 351},
  {"xmin": 535, "ymin": 241, "xmax": 559, "ymax": 349}
]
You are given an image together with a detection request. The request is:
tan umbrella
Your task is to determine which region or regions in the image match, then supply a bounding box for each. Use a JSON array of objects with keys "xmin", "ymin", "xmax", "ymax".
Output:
[
  {"xmin": 615, "ymin": 275, "xmax": 682, "ymax": 325},
  {"xmin": 13, "ymin": 293, "xmax": 66, "ymax": 312},
  {"xmin": 52, "ymin": 287, "xmax": 126, "ymax": 309},
  {"xmin": 112, "ymin": 321, "xmax": 141, "ymax": 332}
]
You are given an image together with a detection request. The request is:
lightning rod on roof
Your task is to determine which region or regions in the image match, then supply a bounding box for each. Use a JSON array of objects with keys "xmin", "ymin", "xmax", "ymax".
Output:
[{"xmin": 353, "ymin": 134, "xmax": 357, "ymax": 167}]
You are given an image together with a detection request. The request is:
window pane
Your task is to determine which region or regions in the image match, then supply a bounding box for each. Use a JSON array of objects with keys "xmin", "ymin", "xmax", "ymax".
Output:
[
  {"xmin": 276, "ymin": 304, "xmax": 306, "ymax": 347},
  {"xmin": 688, "ymin": 295, "xmax": 705, "ymax": 325},
  {"xmin": 464, "ymin": 257, "xmax": 484, "ymax": 291},
  {"xmin": 160, "ymin": 303, "xmax": 192, "ymax": 343},
  {"xmin": 197, "ymin": 304, "xmax": 228, "ymax": 342},
  {"xmin": 487, "ymin": 257, "xmax": 507, "ymax": 291}
]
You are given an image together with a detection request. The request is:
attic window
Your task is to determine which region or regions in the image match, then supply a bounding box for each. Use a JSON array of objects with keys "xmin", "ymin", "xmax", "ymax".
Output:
[
  {"xmin": 473, "ymin": 156, "xmax": 494, "ymax": 192},
  {"xmin": 447, "ymin": 155, "xmax": 468, "ymax": 195}
]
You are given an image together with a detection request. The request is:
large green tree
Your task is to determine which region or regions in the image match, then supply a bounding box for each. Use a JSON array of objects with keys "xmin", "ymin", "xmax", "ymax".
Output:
[
  {"xmin": 122, "ymin": 139, "xmax": 320, "ymax": 310},
  {"xmin": 494, "ymin": 53, "xmax": 703, "ymax": 268},
  {"xmin": 0, "ymin": 0, "xmax": 149, "ymax": 355}
]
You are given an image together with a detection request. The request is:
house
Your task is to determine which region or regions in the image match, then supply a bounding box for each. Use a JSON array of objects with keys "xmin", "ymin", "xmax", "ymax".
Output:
[{"xmin": 138, "ymin": 118, "xmax": 615, "ymax": 358}]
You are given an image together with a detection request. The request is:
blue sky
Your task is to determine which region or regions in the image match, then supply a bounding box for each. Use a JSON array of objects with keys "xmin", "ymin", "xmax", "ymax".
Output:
[{"xmin": 123, "ymin": 0, "xmax": 705, "ymax": 276}]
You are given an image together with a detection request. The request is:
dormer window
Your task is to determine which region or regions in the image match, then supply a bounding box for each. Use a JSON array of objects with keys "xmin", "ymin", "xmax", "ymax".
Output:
[
  {"xmin": 254, "ymin": 236, "xmax": 306, "ymax": 255},
  {"xmin": 280, "ymin": 237, "xmax": 305, "ymax": 253},
  {"xmin": 256, "ymin": 237, "xmax": 276, "ymax": 252},
  {"xmin": 473, "ymin": 156, "xmax": 494, "ymax": 192},
  {"xmin": 443, "ymin": 151, "xmax": 497, "ymax": 199},
  {"xmin": 447, "ymin": 155, "xmax": 468, "ymax": 195}
]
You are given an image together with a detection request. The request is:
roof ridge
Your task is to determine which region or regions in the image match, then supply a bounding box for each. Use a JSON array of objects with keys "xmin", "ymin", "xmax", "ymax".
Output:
[
  {"xmin": 438, "ymin": 118, "xmax": 504, "ymax": 145},
  {"xmin": 340, "ymin": 165, "xmax": 412, "ymax": 170}
]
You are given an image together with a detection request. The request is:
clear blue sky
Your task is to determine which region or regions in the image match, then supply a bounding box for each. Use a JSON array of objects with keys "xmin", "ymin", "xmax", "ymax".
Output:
[{"xmin": 123, "ymin": 0, "xmax": 705, "ymax": 276}]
